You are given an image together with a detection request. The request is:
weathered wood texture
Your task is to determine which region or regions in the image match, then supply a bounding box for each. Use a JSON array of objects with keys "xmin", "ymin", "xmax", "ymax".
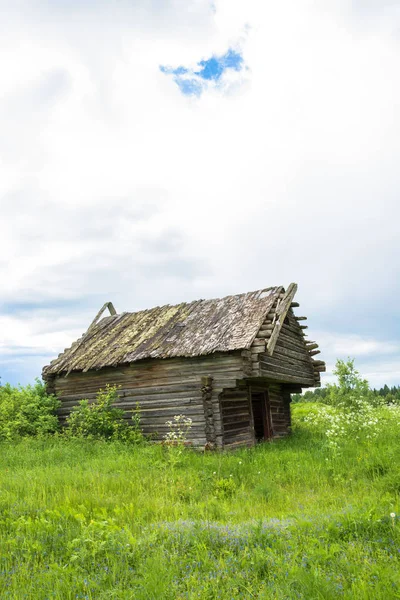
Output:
[
  {"xmin": 250, "ymin": 308, "xmax": 321, "ymax": 387},
  {"xmin": 249, "ymin": 298, "xmax": 280, "ymax": 376},
  {"xmin": 266, "ymin": 283, "xmax": 298, "ymax": 356},
  {"xmin": 221, "ymin": 382, "xmax": 293, "ymax": 445},
  {"xmin": 43, "ymin": 283, "xmax": 325, "ymax": 449},
  {"xmin": 268, "ymin": 384, "xmax": 291, "ymax": 437},
  {"xmin": 43, "ymin": 288, "xmax": 282, "ymax": 376},
  {"xmin": 48, "ymin": 352, "xmax": 245, "ymax": 448},
  {"xmin": 220, "ymin": 388, "xmax": 254, "ymax": 449}
]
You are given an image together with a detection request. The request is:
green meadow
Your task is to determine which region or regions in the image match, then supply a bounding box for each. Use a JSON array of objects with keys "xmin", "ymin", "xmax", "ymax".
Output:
[{"xmin": 0, "ymin": 399, "xmax": 399, "ymax": 599}]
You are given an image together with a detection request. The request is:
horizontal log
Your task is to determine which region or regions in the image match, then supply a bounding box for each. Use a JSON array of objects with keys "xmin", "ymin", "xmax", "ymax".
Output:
[
  {"xmin": 224, "ymin": 440, "xmax": 254, "ymax": 449},
  {"xmin": 275, "ymin": 331, "xmax": 308, "ymax": 352},
  {"xmin": 126, "ymin": 405, "xmax": 205, "ymax": 416},
  {"xmin": 281, "ymin": 322, "xmax": 305, "ymax": 337},
  {"xmin": 305, "ymin": 344, "xmax": 319, "ymax": 352},
  {"xmin": 295, "ymin": 317, "xmax": 307, "ymax": 321},
  {"xmin": 256, "ymin": 331, "xmax": 272, "ymax": 339},
  {"xmin": 291, "ymin": 302, "xmax": 300, "ymax": 307},
  {"xmin": 258, "ymin": 367, "xmax": 315, "ymax": 386},
  {"xmin": 309, "ymin": 350, "xmax": 320, "ymax": 357},
  {"xmin": 223, "ymin": 429, "xmax": 253, "ymax": 441},
  {"xmin": 58, "ymin": 357, "xmax": 244, "ymax": 385},
  {"xmin": 221, "ymin": 409, "xmax": 249, "ymax": 418},
  {"xmin": 221, "ymin": 404, "xmax": 249, "ymax": 412},
  {"xmin": 139, "ymin": 422, "xmax": 205, "ymax": 431},
  {"xmin": 272, "ymin": 347, "xmax": 314, "ymax": 367},
  {"xmin": 222, "ymin": 390, "xmax": 249, "ymax": 398},
  {"xmin": 223, "ymin": 429, "xmax": 253, "ymax": 442},
  {"xmin": 60, "ymin": 395, "xmax": 201, "ymax": 411},
  {"xmin": 221, "ymin": 397, "xmax": 248, "ymax": 405},
  {"xmin": 55, "ymin": 355, "xmax": 243, "ymax": 382},
  {"xmin": 223, "ymin": 421, "xmax": 251, "ymax": 433},
  {"xmin": 260, "ymin": 355, "xmax": 313, "ymax": 377},
  {"xmin": 223, "ymin": 413, "xmax": 251, "ymax": 424},
  {"xmin": 55, "ymin": 368, "xmax": 242, "ymax": 392}
]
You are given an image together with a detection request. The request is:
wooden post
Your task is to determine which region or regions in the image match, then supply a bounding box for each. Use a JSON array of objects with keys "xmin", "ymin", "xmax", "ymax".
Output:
[{"xmin": 201, "ymin": 376, "xmax": 216, "ymax": 448}]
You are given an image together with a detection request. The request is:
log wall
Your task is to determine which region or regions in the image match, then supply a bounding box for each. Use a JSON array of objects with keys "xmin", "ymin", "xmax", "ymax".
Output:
[
  {"xmin": 218, "ymin": 381, "xmax": 293, "ymax": 446},
  {"xmin": 46, "ymin": 352, "xmax": 245, "ymax": 448},
  {"xmin": 46, "ymin": 343, "xmax": 308, "ymax": 448},
  {"xmin": 220, "ymin": 388, "xmax": 254, "ymax": 449},
  {"xmin": 258, "ymin": 312, "xmax": 315, "ymax": 386},
  {"xmin": 269, "ymin": 384, "xmax": 292, "ymax": 437}
]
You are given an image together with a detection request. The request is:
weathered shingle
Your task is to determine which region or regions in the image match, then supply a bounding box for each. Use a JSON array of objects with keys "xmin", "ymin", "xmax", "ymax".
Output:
[{"xmin": 43, "ymin": 286, "xmax": 283, "ymax": 376}]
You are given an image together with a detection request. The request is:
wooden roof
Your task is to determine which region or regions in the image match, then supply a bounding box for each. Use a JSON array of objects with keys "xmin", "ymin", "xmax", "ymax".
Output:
[{"xmin": 43, "ymin": 286, "xmax": 287, "ymax": 376}]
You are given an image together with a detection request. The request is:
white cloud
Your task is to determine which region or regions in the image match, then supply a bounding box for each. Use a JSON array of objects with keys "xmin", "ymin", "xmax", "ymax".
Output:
[
  {"xmin": 1, "ymin": 0, "xmax": 400, "ymax": 385},
  {"xmin": 313, "ymin": 332, "xmax": 400, "ymax": 358}
]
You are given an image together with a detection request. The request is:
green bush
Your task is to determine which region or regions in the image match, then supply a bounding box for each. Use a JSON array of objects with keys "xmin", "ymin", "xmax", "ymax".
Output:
[
  {"xmin": 65, "ymin": 385, "xmax": 143, "ymax": 443},
  {"xmin": 0, "ymin": 380, "xmax": 60, "ymax": 440}
]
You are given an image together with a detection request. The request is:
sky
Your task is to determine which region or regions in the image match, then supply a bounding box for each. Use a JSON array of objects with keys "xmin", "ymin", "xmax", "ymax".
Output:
[{"xmin": 1, "ymin": 0, "xmax": 400, "ymax": 389}]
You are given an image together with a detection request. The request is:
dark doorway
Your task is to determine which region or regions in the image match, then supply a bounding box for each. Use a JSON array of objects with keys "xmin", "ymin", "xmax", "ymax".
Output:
[{"xmin": 251, "ymin": 390, "xmax": 272, "ymax": 441}]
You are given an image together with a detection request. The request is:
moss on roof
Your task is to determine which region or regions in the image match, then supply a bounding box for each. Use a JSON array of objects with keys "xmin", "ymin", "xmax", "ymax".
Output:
[{"xmin": 43, "ymin": 286, "xmax": 283, "ymax": 376}]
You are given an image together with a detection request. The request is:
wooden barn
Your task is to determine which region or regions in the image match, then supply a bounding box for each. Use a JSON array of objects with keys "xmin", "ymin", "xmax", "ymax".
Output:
[{"xmin": 42, "ymin": 283, "xmax": 325, "ymax": 449}]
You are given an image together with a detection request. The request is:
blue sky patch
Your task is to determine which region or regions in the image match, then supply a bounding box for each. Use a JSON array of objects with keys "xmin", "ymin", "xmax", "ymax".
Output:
[{"xmin": 160, "ymin": 49, "xmax": 244, "ymax": 96}]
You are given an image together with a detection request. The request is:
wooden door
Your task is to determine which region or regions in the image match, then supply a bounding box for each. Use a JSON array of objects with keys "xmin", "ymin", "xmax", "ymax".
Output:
[{"xmin": 250, "ymin": 390, "xmax": 272, "ymax": 441}]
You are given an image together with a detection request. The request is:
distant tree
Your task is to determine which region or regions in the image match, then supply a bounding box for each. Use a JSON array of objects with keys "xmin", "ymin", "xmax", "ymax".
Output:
[
  {"xmin": 291, "ymin": 359, "xmax": 399, "ymax": 406},
  {"xmin": 332, "ymin": 358, "xmax": 369, "ymax": 394}
]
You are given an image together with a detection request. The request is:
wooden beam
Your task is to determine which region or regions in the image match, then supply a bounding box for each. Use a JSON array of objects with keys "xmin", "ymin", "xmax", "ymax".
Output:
[
  {"xmin": 305, "ymin": 343, "xmax": 319, "ymax": 351},
  {"xmin": 65, "ymin": 301, "xmax": 118, "ymax": 376},
  {"xmin": 266, "ymin": 283, "xmax": 298, "ymax": 356},
  {"xmin": 88, "ymin": 302, "xmax": 117, "ymax": 332}
]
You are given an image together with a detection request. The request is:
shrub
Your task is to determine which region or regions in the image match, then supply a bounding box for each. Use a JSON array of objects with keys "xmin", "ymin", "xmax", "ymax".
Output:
[
  {"xmin": 0, "ymin": 380, "xmax": 60, "ymax": 440},
  {"xmin": 294, "ymin": 400, "xmax": 400, "ymax": 455},
  {"xmin": 65, "ymin": 385, "xmax": 143, "ymax": 443}
]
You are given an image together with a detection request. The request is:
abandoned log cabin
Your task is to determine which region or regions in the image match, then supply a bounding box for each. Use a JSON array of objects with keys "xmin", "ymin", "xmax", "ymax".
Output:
[{"xmin": 42, "ymin": 283, "xmax": 325, "ymax": 449}]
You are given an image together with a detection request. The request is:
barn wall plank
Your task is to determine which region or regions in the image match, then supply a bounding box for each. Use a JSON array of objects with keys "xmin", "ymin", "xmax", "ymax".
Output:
[{"xmin": 51, "ymin": 353, "xmax": 244, "ymax": 448}]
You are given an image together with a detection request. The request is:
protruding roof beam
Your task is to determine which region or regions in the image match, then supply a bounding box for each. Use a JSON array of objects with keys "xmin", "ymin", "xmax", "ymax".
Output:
[{"xmin": 266, "ymin": 283, "xmax": 298, "ymax": 356}]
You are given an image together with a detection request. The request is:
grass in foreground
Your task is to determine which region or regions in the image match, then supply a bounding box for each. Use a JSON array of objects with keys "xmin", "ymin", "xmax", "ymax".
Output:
[{"xmin": 0, "ymin": 405, "xmax": 399, "ymax": 599}]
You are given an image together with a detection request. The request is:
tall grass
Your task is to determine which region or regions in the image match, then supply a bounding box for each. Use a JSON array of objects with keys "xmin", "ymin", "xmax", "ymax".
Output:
[{"xmin": 0, "ymin": 402, "xmax": 399, "ymax": 599}]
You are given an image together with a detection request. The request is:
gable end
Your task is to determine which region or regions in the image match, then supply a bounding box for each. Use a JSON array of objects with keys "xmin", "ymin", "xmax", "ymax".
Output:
[{"xmin": 248, "ymin": 291, "xmax": 325, "ymax": 387}]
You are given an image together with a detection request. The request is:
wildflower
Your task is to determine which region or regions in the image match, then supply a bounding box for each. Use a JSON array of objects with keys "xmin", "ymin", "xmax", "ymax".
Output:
[
  {"xmin": 213, "ymin": 471, "xmax": 216, "ymax": 475},
  {"xmin": 238, "ymin": 461, "xmax": 242, "ymax": 465},
  {"xmin": 390, "ymin": 512, "xmax": 396, "ymax": 519}
]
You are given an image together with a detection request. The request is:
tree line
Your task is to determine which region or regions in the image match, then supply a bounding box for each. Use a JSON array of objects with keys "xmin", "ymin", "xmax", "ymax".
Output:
[{"xmin": 292, "ymin": 358, "xmax": 400, "ymax": 405}]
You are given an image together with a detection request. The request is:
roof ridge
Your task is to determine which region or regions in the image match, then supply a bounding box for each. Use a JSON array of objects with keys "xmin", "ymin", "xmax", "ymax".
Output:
[{"xmin": 42, "ymin": 285, "xmax": 291, "ymax": 377}]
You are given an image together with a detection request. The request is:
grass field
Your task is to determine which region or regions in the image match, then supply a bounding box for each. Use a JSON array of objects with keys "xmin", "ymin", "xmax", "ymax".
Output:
[{"xmin": 0, "ymin": 403, "xmax": 399, "ymax": 599}]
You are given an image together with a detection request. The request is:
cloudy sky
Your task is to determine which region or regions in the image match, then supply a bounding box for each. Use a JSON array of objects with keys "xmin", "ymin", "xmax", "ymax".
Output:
[{"xmin": 1, "ymin": 0, "xmax": 400, "ymax": 388}]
